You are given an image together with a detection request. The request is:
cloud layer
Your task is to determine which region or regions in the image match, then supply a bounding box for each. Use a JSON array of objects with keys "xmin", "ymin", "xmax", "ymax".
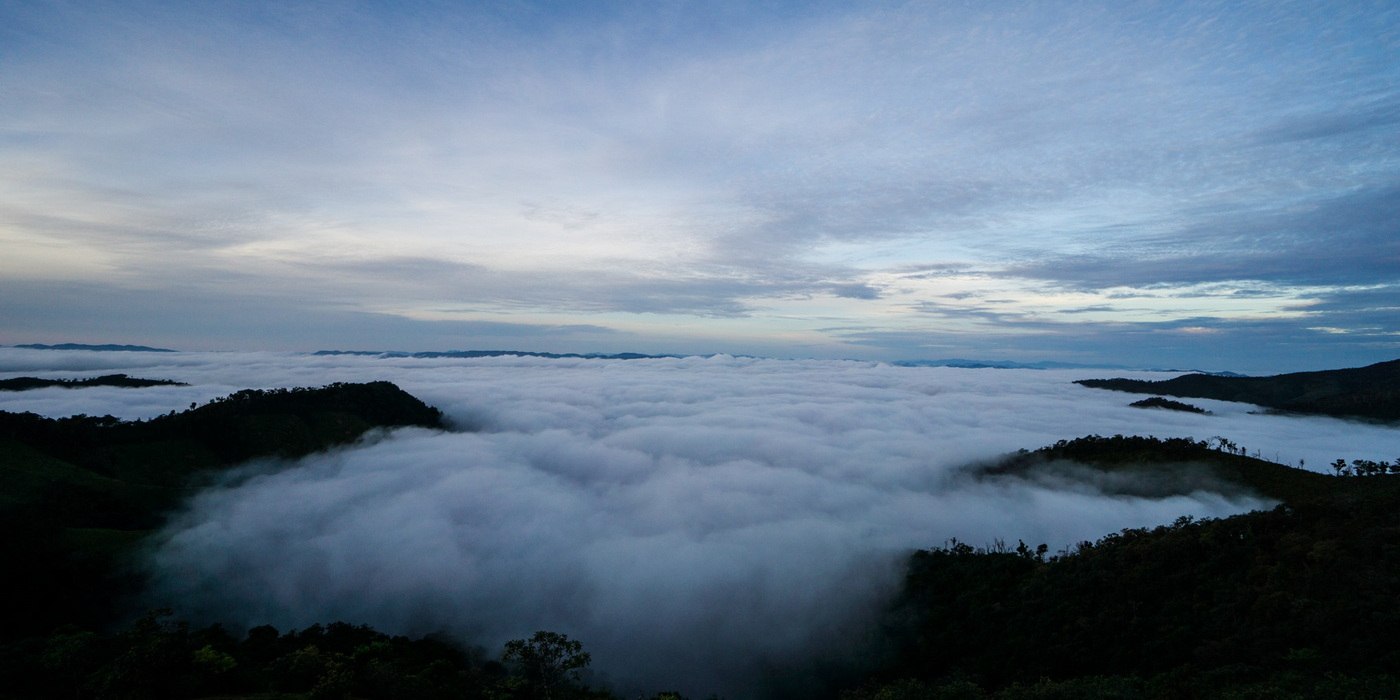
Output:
[
  {"xmin": 2, "ymin": 2, "xmax": 1397, "ymax": 367},
  {"xmin": 5, "ymin": 349, "xmax": 1397, "ymax": 696}
]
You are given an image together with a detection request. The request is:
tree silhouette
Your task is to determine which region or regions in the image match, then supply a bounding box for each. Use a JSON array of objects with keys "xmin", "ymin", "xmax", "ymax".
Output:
[{"xmin": 502, "ymin": 631, "xmax": 591, "ymax": 699}]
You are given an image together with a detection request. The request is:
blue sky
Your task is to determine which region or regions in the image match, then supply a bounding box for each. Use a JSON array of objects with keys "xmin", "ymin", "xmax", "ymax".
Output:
[{"xmin": 2, "ymin": 1, "xmax": 1397, "ymax": 371}]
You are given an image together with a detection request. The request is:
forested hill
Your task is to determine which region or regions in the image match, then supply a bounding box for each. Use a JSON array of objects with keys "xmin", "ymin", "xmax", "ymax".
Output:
[
  {"xmin": 0, "ymin": 381, "xmax": 444, "ymax": 484},
  {"xmin": 1075, "ymin": 358, "xmax": 1400, "ymax": 422},
  {"xmin": 5, "ymin": 426, "xmax": 1400, "ymax": 697},
  {"xmin": 867, "ymin": 435, "xmax": 1400, "ymax": 699},
  {"xmin": 0, "ymin": 381, "xmax": 445, "ymax": 642},
  {"xmin": 974, "ymin": 433, "xmax": 1339, "ymax": 504}
]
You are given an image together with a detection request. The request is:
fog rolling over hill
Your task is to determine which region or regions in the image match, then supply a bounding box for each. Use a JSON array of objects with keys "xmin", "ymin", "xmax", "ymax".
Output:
[{"xmin": 4, "ymin": 349, "xmax": 1399, "ymax": 697}]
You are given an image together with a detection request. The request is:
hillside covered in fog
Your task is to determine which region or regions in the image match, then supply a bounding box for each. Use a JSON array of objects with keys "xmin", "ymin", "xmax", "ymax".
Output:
[{"xmin": 1, "ymin": 350, "xmax": 1398, "ymax": 698}]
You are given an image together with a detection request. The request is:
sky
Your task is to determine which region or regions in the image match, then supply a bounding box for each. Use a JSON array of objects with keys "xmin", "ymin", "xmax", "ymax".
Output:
[
  {"xmin": 1, "ymin": 1, "xmax": 1398, "ymax": 372},
  {"xmin": 9, "ymin": 348, "xmax": 1400, "ymax": 695}
]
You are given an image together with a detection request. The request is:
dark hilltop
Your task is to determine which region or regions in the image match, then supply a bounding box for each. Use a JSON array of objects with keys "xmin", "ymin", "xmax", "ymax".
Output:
[{"xmin": 1077, "ymin": 358, "xmax": 1400, "ymax": 422}]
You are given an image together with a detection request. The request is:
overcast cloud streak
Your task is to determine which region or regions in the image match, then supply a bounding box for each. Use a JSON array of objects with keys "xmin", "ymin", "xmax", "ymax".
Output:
[{"xmin": 0, "ymin": 2, "xmax": 1396, "ymax": 368}]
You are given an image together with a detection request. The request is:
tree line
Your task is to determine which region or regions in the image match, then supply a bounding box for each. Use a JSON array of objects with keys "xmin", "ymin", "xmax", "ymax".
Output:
[
  {"xmin": 0, "ymin": 615, "xmax": 639, "ymax": 700},
  {"xmin": 861, "ymin": 436, "xmax": 1400, "ymax": 699}
]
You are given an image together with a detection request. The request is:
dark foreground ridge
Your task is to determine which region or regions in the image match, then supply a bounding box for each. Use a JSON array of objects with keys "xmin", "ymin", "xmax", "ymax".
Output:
[
  {"xmin": 0, "ymin": 381, "xmax": 445, "ymax": 643},
  {"xmin": 0, "ymin": 374, "xmax": 189, "ymax": 391},
  {"xmin": 1076, "ymin": 357, "xmax": 1400, "ymax": 422},
  {"xmin": 863, "ymin": 435, "xmax": 1400, "ymax": 699},
  {"xmin": 6, "ymin": 392, "xmax": 1400, "ymax": 697},
  {"xmin": 0, "ymin": 381, "xmax": 445, "ymax": 490}
]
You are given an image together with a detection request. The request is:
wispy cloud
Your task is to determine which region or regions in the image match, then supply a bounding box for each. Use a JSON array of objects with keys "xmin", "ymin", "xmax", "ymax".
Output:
[{"xmin": 1, "ymin": 2, "xmax": 1396, "ymax": 365}]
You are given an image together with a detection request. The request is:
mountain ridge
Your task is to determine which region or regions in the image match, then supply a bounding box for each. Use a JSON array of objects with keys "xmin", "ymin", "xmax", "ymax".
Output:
[
  {"xmin": 13, "ymin": 343, "xmax": 177, "ymax": 352},
  {"xmin": 1075, "ymin": 358, "xmax": 1400, "ymax": 422}
]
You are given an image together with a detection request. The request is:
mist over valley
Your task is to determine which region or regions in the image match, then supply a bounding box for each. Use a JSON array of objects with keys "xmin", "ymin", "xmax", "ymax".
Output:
[
  {"xmin": 5, "ymin": 1, "xmax": 1399, "ymax": 695},
  {"xmin": 4, "ymin": 348, "xmax": 1398, "ymax": 697}
]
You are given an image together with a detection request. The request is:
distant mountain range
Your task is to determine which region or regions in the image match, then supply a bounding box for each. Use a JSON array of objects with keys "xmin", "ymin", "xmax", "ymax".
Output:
[
  {"xmin": 2, "ymin": 342, "xmax": 1257, "ymax": 372},
  {"xmin": 313, "ymin": 349, "xmax": 682, "ymax": 360},
  {"xmin": 890, "ymin": 358, "xmax": 1240, "ymax": 372},
  {"xmin": 0, "ymin": 343, "xmax": 1312, "ymax": 376},
  {"xmin": 0, "ymin": 374, "xmax": 188, "ymax": 391},
  {"xmin": 1077, "ymin": 358, "xmax": 1400, "ymax": 422},
  {"xmin": 894, "ymin": 358, "xmax": 1127, "ymax": 370},
  {"xmin": 12, "ymin": 343, "xmax": 176, "ymax": 352},
  {"xmin": 313, "ymin": 350, "xmax": 1240, "ymax": 372}
]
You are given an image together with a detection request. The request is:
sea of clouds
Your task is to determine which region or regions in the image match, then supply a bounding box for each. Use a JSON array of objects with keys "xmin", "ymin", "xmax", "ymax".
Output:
[{"xmin": 3, "ymin": 349, "xmax": 1397, "ymax": 697}]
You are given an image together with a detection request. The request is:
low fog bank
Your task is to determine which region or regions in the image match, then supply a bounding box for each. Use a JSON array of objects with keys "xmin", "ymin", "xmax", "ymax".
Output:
[
  {"xmin": 2, "ymin": 349, "xmax": 1393, "ymax": 469},
  {"xmin": 147, "ymin": 429, "xmax": 1267, "ymax": 697},
  {"xmin": 3, "ymin": 349, "xmax": 1394, "ymax": 697}
]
